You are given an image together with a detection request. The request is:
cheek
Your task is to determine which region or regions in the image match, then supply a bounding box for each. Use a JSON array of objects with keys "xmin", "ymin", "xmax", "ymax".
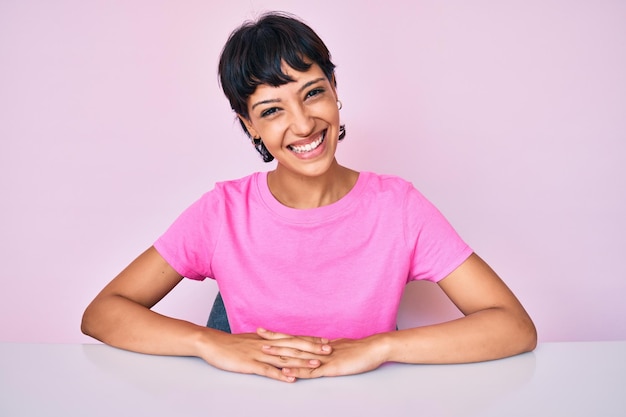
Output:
[
  {"xmin": 314, "ymin": 102, "xmax": 340, "ymax": 122},
  {"xmin": 256, "ymin": 123, "xmax": 286, "ymax": 145}
]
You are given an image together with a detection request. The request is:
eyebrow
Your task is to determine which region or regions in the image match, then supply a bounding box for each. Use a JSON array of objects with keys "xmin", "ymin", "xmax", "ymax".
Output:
[{"xmin": 251, "ymin": 77, "xmax": 327, "ymax": 110}]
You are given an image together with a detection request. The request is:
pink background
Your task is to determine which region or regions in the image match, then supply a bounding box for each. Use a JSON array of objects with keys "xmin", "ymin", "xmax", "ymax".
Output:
[{"xmin": 1, "ymin": 0, "xmax": 625, "ymax": 343}]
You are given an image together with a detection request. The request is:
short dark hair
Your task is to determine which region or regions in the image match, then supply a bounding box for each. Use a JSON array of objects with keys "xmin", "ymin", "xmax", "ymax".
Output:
[{"xmin": 218, "ymin": 12, "xmax": 344, "ymax": 162}]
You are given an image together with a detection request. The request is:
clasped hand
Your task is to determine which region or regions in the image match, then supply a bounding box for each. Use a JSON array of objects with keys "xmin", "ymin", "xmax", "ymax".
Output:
[{"xmin": 202, "ymin": 327, "xmax": 388, "ymax": 383}]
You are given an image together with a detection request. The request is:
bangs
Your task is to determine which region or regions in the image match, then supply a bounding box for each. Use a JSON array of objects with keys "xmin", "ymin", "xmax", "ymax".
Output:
[
  {"xmin": 242, "ymin": 26, "xmax": 314, "ymax": 89},
  {"xmin": 219, "ymin": 13, "xmax": 335, "ymax": 118}
]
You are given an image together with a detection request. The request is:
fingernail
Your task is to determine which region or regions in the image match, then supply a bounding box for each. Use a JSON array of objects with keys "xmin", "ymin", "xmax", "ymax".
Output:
[
  {"xmin": 262, "ymin": 345, "xmax": 270, "ymax": 350},
  {"xmin": 322, "ymin": 345, "xmax": 331, "ymax": 352}
]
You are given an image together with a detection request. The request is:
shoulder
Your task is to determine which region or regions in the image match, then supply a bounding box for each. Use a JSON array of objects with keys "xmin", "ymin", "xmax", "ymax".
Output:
[
  {"xmin": 195, "ymin": 172, "xmax": 262, "ymax": 205},
  {"xmin": 360, "ymin": 171, "xmax": 410, "ymax": 192},
  {"xmin": 212, "ymin": 172, "xmax": 260, "ymax": 194},
  {"xmin": 172, "ymin": 172, "xmax": 262, "ymax": 222},
  {"xmin": 360, "ymin": 172, "xmax": 428, "ymax": 205},
  {"xmin": 360, "ymin": 172, "xmax": 449, "ymax": 230}
]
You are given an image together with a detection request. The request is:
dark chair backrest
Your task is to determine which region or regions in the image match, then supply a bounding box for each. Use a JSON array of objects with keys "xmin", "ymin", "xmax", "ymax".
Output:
[{"xmin": 206, "ymin": 292, "xmax": 231, "ymax": 333}]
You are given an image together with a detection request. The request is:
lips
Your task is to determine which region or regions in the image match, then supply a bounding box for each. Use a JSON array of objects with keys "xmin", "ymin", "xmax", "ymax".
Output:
[{"xmin": 287, "ymin": 131, "xmax": 326, "ymax": 154}]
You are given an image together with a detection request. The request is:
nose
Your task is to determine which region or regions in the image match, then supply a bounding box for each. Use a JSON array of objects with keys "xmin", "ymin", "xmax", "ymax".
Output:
[{"xmin": 289, "ymin": 104, "xmax": 315, "ymax": 137}]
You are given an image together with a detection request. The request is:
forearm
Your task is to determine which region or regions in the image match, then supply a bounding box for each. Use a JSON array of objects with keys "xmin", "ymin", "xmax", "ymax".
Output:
[
  {"xmin": 81, "ymin": 294, "xmax": 210, "ymax": 357},
  {"xmin": 381, "ymin": 307, "xmax": 537, "ymax": 364}
]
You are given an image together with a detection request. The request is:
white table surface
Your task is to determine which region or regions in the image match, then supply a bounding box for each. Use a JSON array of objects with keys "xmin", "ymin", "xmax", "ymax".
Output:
[{"xmin": 1, "ymin": 341, "xmax": 625, "ymax": 417}]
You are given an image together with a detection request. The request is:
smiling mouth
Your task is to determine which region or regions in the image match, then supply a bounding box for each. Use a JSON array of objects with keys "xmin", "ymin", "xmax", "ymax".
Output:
[{"xmin": 287, "ymin": 131, "xmax": 326, "ymax": 154}]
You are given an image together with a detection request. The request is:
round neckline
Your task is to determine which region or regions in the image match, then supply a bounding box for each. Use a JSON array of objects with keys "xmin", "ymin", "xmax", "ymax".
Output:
[{"xmin": 255, "ymin": 171, "xmax": 369, "ymax": 224}]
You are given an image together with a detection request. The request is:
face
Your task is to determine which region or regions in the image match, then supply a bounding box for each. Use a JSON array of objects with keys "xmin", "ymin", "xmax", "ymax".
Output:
[{"xmin": 240, "ymin": 63, "xmax": 340, "ymax": 178}]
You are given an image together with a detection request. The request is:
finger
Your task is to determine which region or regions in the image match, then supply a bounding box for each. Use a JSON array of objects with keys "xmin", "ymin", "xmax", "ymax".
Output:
[
  {"xmin": 257, "ymin": 328, "xmax": 330, "ymax": 344},
  {"xmin": 256, "ymin": 328, "xmax": 292, "ymax": 340},
  {"xmin": 261, "ymin": 344, "xmax": 327, "ymax": 363},
  {"xmin": 281, "ymin": 366, "xmax": 323, "ymax": 380},
  {"xmin": 213, "ymin": 356, "xmax": 297, "ymax": 383},
  {"xmin": 257, "ymin": 328, "xmax": 332, "ymax": 355},
  {"xmin": 262, "ymin": 352, "xmax": 322, "ymax": 370},
  {"xmin": 253, "ymin": 362, "xmax": 297, "ymax": 383}
]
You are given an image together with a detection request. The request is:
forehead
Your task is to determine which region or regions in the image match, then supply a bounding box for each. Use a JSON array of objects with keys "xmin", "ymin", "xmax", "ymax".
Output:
[{"xmin": 249, "ymin": 63, "xmax": 329, "ymax": 98}]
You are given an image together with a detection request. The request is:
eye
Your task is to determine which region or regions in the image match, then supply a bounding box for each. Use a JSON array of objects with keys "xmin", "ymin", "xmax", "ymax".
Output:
[
  {"xmin": 305, "ymin": 88, "xmax": 325, "ymax": 99},
  {"xmin": 260, "ymin": 107, "xmax": 279, "ymax": 118}
]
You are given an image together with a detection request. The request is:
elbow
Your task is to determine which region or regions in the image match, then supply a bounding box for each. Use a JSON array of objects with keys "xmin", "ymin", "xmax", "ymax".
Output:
[
  {"xmin": 526, "ymin": 322, "xmax": 538, "ymax": 352},
  {"xmin": 80, "ymin": 308, "xmax": 92, "ymax": 337},
  {"xmin": 518, "ymin": 315, "xmax": 538, "ymax": 354},
  {"xmin": 499, "ymin": 307, "xmax": 537, "ymax": 357},
  {"xmin": 80, "ymin": 302, "xmax": 99, "ymax": 339}
]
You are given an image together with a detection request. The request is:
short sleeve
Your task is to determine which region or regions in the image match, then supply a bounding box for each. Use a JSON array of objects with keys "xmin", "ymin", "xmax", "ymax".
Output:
[
  {"xmin": 404, "ymin": 187, "xmax": 473, "ymax": 283},
  {"xmin": 153, "ymin": 191, "xmax": 223, "ymax": 280}
]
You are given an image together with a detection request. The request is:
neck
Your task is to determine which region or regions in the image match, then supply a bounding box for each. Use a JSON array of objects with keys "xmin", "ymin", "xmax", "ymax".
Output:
[{"xmin": 267, "ymin": 161, "xmax": 359, "ymax": 209}]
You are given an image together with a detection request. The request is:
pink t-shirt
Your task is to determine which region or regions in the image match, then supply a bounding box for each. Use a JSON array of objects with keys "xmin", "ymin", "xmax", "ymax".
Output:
[{"xmin": 154, "ymin": 171, "xmax": 472, "ymax": 339}]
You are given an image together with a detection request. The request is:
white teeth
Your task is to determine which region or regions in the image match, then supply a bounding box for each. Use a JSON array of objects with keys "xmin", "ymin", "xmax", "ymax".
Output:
[{"xmin": 289, "ymin": 132, "xmax": 325, "ymax": 153}]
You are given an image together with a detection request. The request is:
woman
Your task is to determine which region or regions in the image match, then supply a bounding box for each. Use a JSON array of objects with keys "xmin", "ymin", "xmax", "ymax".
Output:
[{"xmin": 81, "ymin": 12, "xmax": 536, "ymax": 383}]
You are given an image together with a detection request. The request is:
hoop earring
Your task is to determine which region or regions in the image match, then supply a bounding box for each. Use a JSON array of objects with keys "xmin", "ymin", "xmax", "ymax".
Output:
[{"xmin": 337, "ymin": 100, "xmax": 343, "ymax": 110}]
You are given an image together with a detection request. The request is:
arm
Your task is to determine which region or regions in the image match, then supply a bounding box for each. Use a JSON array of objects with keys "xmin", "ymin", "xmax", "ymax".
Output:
[
  {"xmin": 277, "ymin": 253, "xmax": 537, "ymax": 378},
  {"xmin": 81, "ymin": 246, "xmax": 331, "ymax": 382},
  {"xmin": 389, "ymin": 252, "xmax": 537, "ymax": 363},
  {"xmin": 81, "ymin": 246, "xmax": 199, "ymax": 355}
]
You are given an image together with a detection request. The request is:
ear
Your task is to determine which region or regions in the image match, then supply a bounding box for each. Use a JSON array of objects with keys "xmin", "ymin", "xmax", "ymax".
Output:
[{"xmin": 238, "ymin": 115, "xmax": 259, "ymax": 139}]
